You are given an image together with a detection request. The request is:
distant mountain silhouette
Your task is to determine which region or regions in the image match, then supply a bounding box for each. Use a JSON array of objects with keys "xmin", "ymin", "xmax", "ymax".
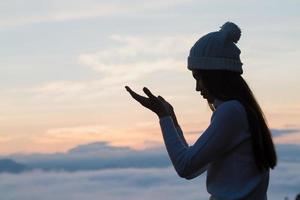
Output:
[
  {"xmin": 7, "ymin": 142, "xmax": 170, "ymax": 172},
  {"xmin": 0, "ymin": 158, "xmax": 30, "ymax": 173},
  {"xmin": 68, "ymin": 141, "xmax": 132, "ymax": 154},
  {"xmin": 5, "ymin": 142, "xmax": 299, "ymax": 173}
]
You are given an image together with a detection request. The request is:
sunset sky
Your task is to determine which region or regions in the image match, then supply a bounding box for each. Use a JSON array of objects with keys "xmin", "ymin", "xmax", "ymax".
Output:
[{"xmin": 0, "ymin": 0, "xmax": 299, "ymax": 155}]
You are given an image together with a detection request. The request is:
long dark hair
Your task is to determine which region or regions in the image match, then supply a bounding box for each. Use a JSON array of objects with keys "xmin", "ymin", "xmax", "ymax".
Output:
[{"xmin": 194, "ymin": 69, "xmax": 277, "ymax": 172}]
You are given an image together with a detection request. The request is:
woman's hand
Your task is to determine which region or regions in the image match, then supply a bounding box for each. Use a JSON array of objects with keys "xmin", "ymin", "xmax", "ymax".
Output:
[
  {"xmin": 156, "ymin": 95, "xmax": 180, "ymax": 127},
  {"xmin": 125, "ymin": 86, "xmax": 171, "ymax": 118}
]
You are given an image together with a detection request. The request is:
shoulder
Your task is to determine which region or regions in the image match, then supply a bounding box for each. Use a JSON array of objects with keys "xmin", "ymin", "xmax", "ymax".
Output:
[
  {"xmin": 211, "ymin": 100, "xmax": 248, "ymax": 127},
  {"xmin": 218, "ymin": 100, "xmax": 245, "ymax": 113},
  {"xmin": 214, "ymin": 100, "xmax": 245, "ymax": 115}
]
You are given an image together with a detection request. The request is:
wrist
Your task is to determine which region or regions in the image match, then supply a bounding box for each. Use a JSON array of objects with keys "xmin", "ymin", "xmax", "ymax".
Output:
[
  {"xmin": 170, "ymin": 111, "xmax": 179, "ymax": 126},
  {"xmin": 157, "ymin": 111, "xmax": 170, "ymax": 118}
]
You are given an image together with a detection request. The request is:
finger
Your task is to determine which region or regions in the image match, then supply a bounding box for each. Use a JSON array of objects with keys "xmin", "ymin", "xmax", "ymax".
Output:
[
  {"xmin": 143, "ymin": 87, "xmax": 157, "ymax": 99},
  {"xmin": 125, "ymin": 86, "xmax": 147, "ymax": 102},
  {"xmin": 125, "ymin": 86, "xmax": 130, "ymax": 91},
  {"xmin": 158, "ymin": 95, "xmax": 165, "ymax": 101},
  {"xmin": 157, "ymin": 96, "xmax": 164, "ymax": 103},
  {"xmin": 125, "ymin": 86, "xmax": 136, "ymax": 94}
]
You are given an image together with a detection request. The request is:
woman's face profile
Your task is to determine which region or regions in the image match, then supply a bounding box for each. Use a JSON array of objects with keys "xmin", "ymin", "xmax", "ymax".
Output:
[{"xmin": 192, "ymin": 71, "xmax": 215, "ymax": 103}]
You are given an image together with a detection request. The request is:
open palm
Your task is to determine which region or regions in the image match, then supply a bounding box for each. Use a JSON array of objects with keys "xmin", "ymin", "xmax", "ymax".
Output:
[{"xmin": 125, "ymin": 86, "xmax": 171, "ymax": 118}]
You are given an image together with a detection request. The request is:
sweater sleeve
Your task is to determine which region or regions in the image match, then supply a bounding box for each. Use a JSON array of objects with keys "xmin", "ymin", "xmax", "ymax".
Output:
[
  {"xmin": 175, "ymin": 125, "xmax": 209, "ymax": 179},
  {"xmin": 159, "ymin": 101, "xmax": 248, "ymax": 180},
  {"xmin": 175, "ymin": 125, "xmax": 189, "ymax": 147}
]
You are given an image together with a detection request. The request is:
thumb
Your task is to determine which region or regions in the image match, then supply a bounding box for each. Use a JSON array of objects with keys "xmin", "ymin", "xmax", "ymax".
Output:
[
  {"xmin": 158, "ymin": 96, "xmax": 173, "ymax": 110},
  {"xmin": 158, "ymin": 96, "xmax": 168, "ymax": 107},
  {"xmin": 158, "ymin": 96, "xmax": 166, "ymax": 104},
  {"xmin": 143, "ymin": 87, "xmax": 156, "ymax": 99},
  {"xmin": 158, "ymin": 96, "xmax": 165, "ymax": 101}
]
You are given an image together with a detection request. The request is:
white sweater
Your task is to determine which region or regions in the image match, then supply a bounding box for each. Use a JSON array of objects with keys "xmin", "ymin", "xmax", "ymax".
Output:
[{"xmin": 159, "ymin": 99, "xmax": 269, "ymax": 200}]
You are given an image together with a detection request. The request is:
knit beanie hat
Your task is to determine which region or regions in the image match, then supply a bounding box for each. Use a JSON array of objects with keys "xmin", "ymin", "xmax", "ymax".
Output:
[{"xmin": 187, "ymin": 22, "xmax": 243, "ymax": 74}]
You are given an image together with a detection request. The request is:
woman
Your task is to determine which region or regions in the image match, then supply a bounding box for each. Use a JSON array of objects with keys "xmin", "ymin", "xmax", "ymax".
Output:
[{"xmin": 125, "ymin": 22, "xmax": 277, "ymax": 200}]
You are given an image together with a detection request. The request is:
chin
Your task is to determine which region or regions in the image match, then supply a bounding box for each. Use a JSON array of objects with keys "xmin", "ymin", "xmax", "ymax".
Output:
[{"xmin": 207, "ymin": 99, "xmax": 214, "ymax": 104}]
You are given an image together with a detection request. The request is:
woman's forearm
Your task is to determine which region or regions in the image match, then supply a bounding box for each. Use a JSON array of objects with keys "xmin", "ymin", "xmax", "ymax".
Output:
[{"xmin": 164, "ymin": 110, "xmax": 189, "ymax": 147}]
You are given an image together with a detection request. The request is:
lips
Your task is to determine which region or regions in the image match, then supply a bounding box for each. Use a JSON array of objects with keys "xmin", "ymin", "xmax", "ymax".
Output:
[{"xmin": 201, "ymin": 93, "xmax": 206, "ymax": 98}]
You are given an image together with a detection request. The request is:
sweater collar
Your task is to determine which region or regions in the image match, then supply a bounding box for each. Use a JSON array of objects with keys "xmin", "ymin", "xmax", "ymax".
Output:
[{"xmin": 213, "ymin": 98, "xmax": 224, "ymax": 109}]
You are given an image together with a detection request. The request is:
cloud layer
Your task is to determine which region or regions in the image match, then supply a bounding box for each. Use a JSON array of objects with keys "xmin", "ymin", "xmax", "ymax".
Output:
[
  {"xmin": 5, "ymin": 142, "xmax": 170, "ymax": 171},
  {"xmin": 1, "ymin": 141, "xmax": 300, "ymax": 200},
  {"xmin": 1, "ymin": 139, "xmax": 299, "ymax": 174},
  {"xmin": 0, "ymin": 161, "xmax": 299, "ymax": 200}
]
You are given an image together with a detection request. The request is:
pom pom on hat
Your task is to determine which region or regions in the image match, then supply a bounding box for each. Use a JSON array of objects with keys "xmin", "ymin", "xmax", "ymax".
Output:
[
  {"xmin": 219, "ymin": 22, "xmax": 241, "ymax": 44},
  {"xmin": 187, "ymin": 21, "xmax": 243, "ymax": 74}
]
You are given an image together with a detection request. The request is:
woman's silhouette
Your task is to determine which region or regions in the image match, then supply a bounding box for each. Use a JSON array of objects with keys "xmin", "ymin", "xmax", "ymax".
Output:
[{"xmin": 125, "ymin": 22, "xmax": 277, "ymax": 200}]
